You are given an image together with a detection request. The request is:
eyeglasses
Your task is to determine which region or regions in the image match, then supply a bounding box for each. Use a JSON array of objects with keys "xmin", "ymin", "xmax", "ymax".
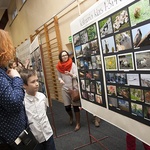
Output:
[{"xmin": 62, "ymin": 54, "xmax": 68, "ymax": 57}]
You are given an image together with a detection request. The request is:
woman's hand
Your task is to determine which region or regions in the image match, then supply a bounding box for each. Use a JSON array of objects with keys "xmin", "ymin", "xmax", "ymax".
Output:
[
  {"xmin": 59, "ymin": 79, "xmax": 65, "ymax": 85},
  {"xmin": 65, "ymin": 71, "xmax": 73, "ymax": 77},
  {"xmin": 7, "ymin": 69, "xmax": 21, "ymax": 78}
]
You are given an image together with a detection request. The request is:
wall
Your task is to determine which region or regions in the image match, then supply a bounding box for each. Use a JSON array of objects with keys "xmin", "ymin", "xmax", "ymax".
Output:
[{"xmin": 7, "ymin": 0, "xmax": 98, "ymax": 49}]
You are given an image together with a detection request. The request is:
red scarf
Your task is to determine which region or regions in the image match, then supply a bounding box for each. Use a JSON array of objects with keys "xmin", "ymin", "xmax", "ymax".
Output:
[{"xmin": 56, "ymin": 58, "xmax": 72, "ymax": 74}]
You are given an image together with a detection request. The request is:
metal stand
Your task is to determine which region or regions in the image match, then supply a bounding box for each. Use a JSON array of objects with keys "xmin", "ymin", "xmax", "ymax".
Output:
[
  {"xmin": 74, "ymin": 111, "xmax": 109, "ymax": 150},
  {"xmin": 49, "ymin": 103, "xmax": 74, "ymax": 139}
]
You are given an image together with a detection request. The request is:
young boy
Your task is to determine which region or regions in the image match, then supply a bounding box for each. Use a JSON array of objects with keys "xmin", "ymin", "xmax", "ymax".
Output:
[{"xmin": 20, "ymin": 68, "xmax": 56, "ymax": 150}]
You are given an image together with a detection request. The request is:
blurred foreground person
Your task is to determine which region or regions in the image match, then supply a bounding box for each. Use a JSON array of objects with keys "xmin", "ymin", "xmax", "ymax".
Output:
[{"xmin": 0, "ymin": 29, "xmax": 27, "ymax": 149}]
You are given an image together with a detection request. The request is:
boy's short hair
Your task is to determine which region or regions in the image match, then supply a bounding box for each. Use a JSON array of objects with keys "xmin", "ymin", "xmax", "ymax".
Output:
[{"xmin": 20, "ymin": 68, "xmax": 37, "ymax": 85}]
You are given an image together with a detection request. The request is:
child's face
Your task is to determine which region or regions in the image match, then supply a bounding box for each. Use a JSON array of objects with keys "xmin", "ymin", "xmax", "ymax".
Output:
[{"xmin": 24, "ymin": 75, "xmax": 39, "ymax": 96}]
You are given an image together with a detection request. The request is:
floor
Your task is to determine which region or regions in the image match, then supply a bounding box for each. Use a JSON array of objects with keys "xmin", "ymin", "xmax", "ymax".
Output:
[{"xmin": 47, "ymin": 100, "xmax": 145, "ymax": 150}]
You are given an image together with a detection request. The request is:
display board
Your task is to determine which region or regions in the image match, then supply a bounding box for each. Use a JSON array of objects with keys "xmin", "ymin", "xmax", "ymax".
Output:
[
  {"xmin": 16, "ymin": 38, "xmax": 31, "ymax": 65},
  {"xmin": 30, "ymin": 36, "xmax": 47, "ymax": 96},
  {"xmin": 70, "ymin": 0, "xmax": 150, "ymax": 145}
]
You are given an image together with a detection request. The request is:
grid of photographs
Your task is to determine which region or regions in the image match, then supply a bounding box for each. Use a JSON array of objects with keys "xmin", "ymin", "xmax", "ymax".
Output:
[
  {"xmin": 73, "ymin": 23, "xmax": 106, "ymax": 107},
  {"xmin": 98, "ymin": 0, "xmax": 150, "ymax": 125}
]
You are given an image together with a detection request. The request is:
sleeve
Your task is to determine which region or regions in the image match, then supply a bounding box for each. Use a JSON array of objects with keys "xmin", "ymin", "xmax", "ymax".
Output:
[
  {"xmin": 71, "ymin": 63, "xmax": 78, "ymax": 79},
  {"xmin": 0, "ymin": 76, "xmax": 25, "ymax": 112},
  {"xmin": 57, "ymin": 70, "xmax": 63, "ymax": 82}
]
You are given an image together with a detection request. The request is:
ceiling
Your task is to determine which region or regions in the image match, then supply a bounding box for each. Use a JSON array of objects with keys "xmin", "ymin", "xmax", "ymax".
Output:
[{"xmin": 0, "ymin": 0, "xmax": 10, "ymax": 10}]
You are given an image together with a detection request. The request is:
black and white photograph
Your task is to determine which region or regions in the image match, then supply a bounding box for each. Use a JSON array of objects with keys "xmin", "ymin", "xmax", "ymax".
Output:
[{"xmin": 127, "ymin": 74, "xmax": 140, "ymax": 86}]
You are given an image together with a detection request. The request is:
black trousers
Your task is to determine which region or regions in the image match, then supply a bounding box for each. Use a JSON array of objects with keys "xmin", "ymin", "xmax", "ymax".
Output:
[{"xmin": 0, "ymin": 143, "xmax": 12, "ymax": 150}]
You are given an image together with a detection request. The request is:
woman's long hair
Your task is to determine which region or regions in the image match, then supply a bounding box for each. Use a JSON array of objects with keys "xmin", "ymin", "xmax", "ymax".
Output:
[{"xmin": 0, "ymin": 29, "xmax": 15, "ymax": 67}]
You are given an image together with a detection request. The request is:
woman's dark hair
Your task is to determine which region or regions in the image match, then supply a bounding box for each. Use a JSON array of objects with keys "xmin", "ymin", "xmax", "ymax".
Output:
[{"xmin": 58, "ymin": 50, "xmax": 69, "ymax": 62}]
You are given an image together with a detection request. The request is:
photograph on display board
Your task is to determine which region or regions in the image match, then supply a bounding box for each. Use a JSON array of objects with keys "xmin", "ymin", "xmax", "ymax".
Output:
[
  {"xmin": 115, "ymin": 30, "xmax": 132, "ymax": 51},
  {"xmin": 130, "ymin": 88, "xmax": 144, "ymax": 102},
  {"xmin": 108, "ymin": 97, "xmax": 118, "ymax": 108},
  {"xmin": 118, "ymin": 53, "xmax": 134, "ymax": 70},
  {"xmin": 91, "ymin": 55, "xmax": 102, "ymax": 69},
  {"xmin": 96, "ymin": 81, "xmax": 102, "ymax": 95},
  {"xmin": 83, "ymin": 56, "xmax": 92, "ymax": 70},
  {"xmin": 104, "ymin": 55, "xmax": 117, "ymax": 71},
  {"xmin": 131, "ymin": 103, "xmax": 143, "ymax": 117},
  {"xmin": 112, "ymin": 8, "xmax": 130, "ymax": 32},
  {"xmin": 106, "ymin": 72, "xmax": 116, "ymax": 83},
  {"xmin": 127, "ymin": 73, "xmax": 140, "ymax": 86},
  {"xmin": 144, "ymin": 89, "xmax": 150, "ymax": 104},
  {"xmin": 95, "ymin": 55, "xmax": 102, "ymax": 69},
  {"xmin": 73, "ymin": 33, "xmax": 80, "ymax": 46},
  {"xmin": 132, "ymin": 23, "xmax": 150, "ymax": 48},
  {"xmin": 88, "ymin": 92, "xmax": 94, "ymax": 102},
  {"xmin": 81, "ymin": 79, "xmax": 85, "ymax": 90},
  {"xmin": 85, "ymin": 70, "xmax": 92, "ymax": 79},
  {"xmin": 144, "ymin": 106, "xmax": 150, "ymax": 120},
  {"xmin": 99, "ymin": 17, "xmax": 113, "ymax": 37},
  {"xmin": 107, "ymin": 85, "xmax": 117, "ymax": 97},
  {"xmin": 140, "ymin": 74, "xmax": 150, "ymax": 87},
  {"xmin": 75, "ymin": 45, "xmax": 82, "ymax": 57},
  {"xmin": 80, "ymin": 29, "xmax": 88, "ymax": 44},
  {"xmin": 128, "ymin": 0, "xmax": 150, "ymax": 27},
  {"xmin": 76, "ymin": 57, "xmax": 84, "ymax": 69},
  {"xmin": 89, "ymin": 39, "xmax": 100, "ymax": 55},
  {"xmin": 85, "ymin": 80, "xmax": 90, "ymax": 92},
  {"xmin": 101, "ymin": 36, "xmax": 116, "ymax": 54},
  {"xmin": 90, "ymin": 81, "xmax": 96, "ymax": 93},
  {"xmin": 118, "ymin": 99, "xmax": 129, "ymax": 112},
  {"xmin": 81, "ymin": 91, "xmax": 88, "ymax": 99},
  {"xmin": 95, "ymin": 94, "xmax": 103, "ymax": 104},
  {"xmin": 135, "ymin": 50, "xmax": 150, "ymax": 70},
  {"xmin": 87, "ymin": 24, "xmax": 97, "ymax": 41},
  {"xmin": 117, "ymin": 86, "xmax": 130, "ymax": 99},
  {"xmin": 93, "ymin": 70, "xmax": 100, "ymax": 80},
  {"xmin": 82, "ymin": 43, "xmax": 90, "ymax": 56},
  {"xmin": 30, "ymin": 47, "xmax": 46, "ymax": 95},
  {"xmin": 79, "ymin": 70, "xmax": 85, "ymax": 78},
  {"xmin": 115, "ymin": 73, "xmax": 127, "ymax": 84}
]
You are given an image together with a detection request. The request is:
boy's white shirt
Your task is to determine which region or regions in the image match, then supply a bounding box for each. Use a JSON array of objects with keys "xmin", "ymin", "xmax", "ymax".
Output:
[{"xmin": 24, "ymin": 91, "xmax": 53, "ymax": 143}]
